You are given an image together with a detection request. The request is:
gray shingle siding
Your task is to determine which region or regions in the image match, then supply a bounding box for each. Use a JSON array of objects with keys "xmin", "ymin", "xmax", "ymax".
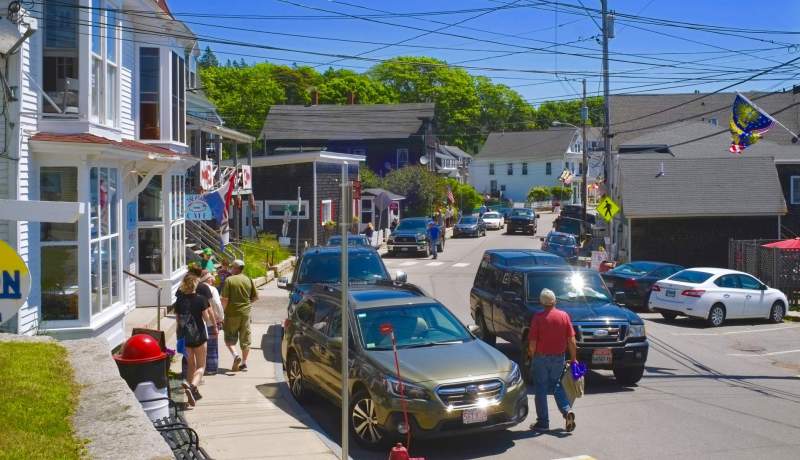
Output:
[{"xmin": 477, "ymin": 129, "xmax": 578, "ymax": 160}]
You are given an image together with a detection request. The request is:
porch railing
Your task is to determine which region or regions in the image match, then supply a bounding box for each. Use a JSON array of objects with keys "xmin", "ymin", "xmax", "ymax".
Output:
[{"xmin": 123, "ymin": 270, "xmax": 163, "ymax": 331}]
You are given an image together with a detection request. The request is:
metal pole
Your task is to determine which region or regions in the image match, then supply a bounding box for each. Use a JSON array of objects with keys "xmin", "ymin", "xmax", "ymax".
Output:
[
  {"xmin": 156, "ymin": 287, "xmax": 162, "ymax": 331},
  {"xmin": 339, "ymin": 163, "xmax": 351, "ymax": 460},
  {"xmin": 601, "ymin": 0, "xmax": 614, "ymax": 256},
  {"xmin": 581, "ymin": 79, "xmax": 589, "ymax": 237},
  {"xmin": 295, "ymin": 187, "xmax": 301, "ymax": 257}
]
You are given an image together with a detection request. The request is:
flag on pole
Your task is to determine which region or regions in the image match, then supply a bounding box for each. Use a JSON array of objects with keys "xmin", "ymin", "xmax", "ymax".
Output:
[
  {"xmin": 447, "ymin": 186, "xmax": 455, "ymax": 204},
  {"xmin": 558, "ymin": 169, "xmax": 574, "ymax": 185},
  {"xmin": 202, "ymin": 173, "xmax": 236, "ymax": 248},
  {"xmin": 729, "ymin": 92, "xmax": 775, "ymax": 154}
]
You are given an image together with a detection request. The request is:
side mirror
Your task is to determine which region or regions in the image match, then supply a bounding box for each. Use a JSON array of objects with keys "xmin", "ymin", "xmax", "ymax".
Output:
[
  {"xmin": 760, "ymin": 284, "xmax": 767, "ymax": 291},
  {"xmin": 394, "ymin": 270, "xmax": 408, "ymax": 284},
  {"xmin": 501, "ymin": 291, "xmax": 519, "ymax": 302},
  {"xmin": 539, "ymin": 237, "xmax": 545, "ymax": 242},
  {"xmin": 467, "ymin": 324, "xmax": 480, "ymax": 335},
  {"xmin": 277, "ymin": 276, "xmax": 291, "ymax": 290},
  {"xmin": 614, "ymin": 291, "xmax": 626, "ymax": 304}
]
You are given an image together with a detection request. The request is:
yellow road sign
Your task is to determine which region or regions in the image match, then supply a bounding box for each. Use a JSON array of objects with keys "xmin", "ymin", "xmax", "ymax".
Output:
[{"xmin": 596, "ymin": 196, "xmax": 620, "ymax": 222}]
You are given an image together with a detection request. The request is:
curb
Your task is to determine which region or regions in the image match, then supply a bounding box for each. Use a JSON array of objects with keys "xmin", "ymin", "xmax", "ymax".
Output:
[{"xmin": 271, "ymin": 323, "xmax": 350, "ymax": 460}]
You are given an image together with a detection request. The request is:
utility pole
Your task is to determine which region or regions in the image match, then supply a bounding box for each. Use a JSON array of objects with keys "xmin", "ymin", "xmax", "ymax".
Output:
[
  {"xmin": 581, "ymin": 78, "xmax": 589, "ymax": 236},
  {"xmin": 295, "ymin": 187, "xmax": 301, "ymax": 257},
  {"xmin": 601, "ymin": 0, "xmax": 614, "ymax": 256},
  {"xmin": 339, "ymin": 163, "xmax": 351, "ymax": 460}
]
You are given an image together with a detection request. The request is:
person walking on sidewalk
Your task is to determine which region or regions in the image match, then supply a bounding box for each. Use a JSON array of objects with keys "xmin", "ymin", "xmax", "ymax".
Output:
[
  {"xmin": 529, "ymin": 288, "xmax": 578, "ymax": 432},
  {"xmin": 200, "ymin": 271, "xmax": 224, "ymax": 375},
  {"xmin": 221, "ymin": 259, "xmax": 258, "ymax": 372},
  {"xmin": 175, "ymin": 273, "xmax": 215, "ymax": 406},
  {"xmin": 427, "ymin": 221, "xmax": 440, "ymax": 259}
]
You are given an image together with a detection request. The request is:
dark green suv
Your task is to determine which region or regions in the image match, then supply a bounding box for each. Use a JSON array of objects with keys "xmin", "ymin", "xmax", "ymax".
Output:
[{"xmin": 282, "ymin": 282, "xmax": 528, "ymax": 448}]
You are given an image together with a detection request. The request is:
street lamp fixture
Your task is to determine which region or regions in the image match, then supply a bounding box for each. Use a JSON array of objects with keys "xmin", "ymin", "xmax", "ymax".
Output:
[{"xmin": 552, "ymin": 120, "xmax": 578, "ymax": 129}]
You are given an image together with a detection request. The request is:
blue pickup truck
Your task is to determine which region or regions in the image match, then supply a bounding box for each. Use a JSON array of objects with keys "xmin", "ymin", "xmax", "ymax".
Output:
[{"xmin": 386, "ymin": 217, "xmax": 445, "ymax": 257}]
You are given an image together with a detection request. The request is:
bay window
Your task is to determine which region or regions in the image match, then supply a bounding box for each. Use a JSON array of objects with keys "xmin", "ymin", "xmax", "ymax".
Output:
[
  {"xmin": 90, "ymin": 0, "xmax": 119, "ymax": 126},
  {"xmin": 89, "ymin": 167, "xmax": 121, "ymax": 314},
  {"xmin": 139, "ymin": 48, "xmax": 160, "ymax": 139},
  {"xmin": 40, "ymin": 167, "xmax": 80, "ymax": 321},
  {"xmin": 170, "ymin": 175, "xmax": 186, "ymax": 274},
  {"xmin": 138, "ymin": 176, "xmax": 163, "ymax": 274},
  {"xmin": 171, "ymin": 52, "xmax": 186, "ymax": 143},
  {"xmin": 42, "ymin": 0, "xmax": 79, "ymax": 116}
]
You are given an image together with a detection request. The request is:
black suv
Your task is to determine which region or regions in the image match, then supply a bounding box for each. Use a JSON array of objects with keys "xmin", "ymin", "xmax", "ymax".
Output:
[
  {"xmin": 277, "ymin": 245, "xmax": 407, "ymax": 311},
  {"xmin": 387, "ymin": 217, "xmax": 445, "ymax": 256},
  {"xmin": 470, "ymin": 251, "xmax": 649, "ymax": 385},
  {"xmin": 505, "ymin": 208, "xmax": 539, "ymax": 235}
]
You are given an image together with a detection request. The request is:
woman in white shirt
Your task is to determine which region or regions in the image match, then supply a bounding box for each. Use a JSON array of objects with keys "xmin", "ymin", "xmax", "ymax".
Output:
[{"xmin": 200, "ymin": 272, "xmax": 224, "ymax": 375}]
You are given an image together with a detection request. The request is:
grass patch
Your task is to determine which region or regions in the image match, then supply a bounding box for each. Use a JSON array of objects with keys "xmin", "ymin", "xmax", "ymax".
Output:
[
  {"xmin": 242, "ymin": 234, "xmax": 291, "ymax": 279},
  {"xmin": 0, "ymin": 342, "xmax": 85, "ymax": 459}
]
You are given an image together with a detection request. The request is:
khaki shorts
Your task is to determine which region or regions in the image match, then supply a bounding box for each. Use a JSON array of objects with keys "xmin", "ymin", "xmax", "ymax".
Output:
[{"xmin": 223, "ymin": 314, "xmax": 252, "ymax": 350}]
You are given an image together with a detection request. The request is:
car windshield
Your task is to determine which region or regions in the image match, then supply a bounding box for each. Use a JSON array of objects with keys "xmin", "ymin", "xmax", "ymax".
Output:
[
  {"xmin": 297, "ymin": 251, "xmax": 388, "ymax": 284},
  {"xmin": 612, "ymin": 262, "xmax": 660, "ymax": 276},
  {"xmin": 548, "ymin": 234, "xmax": 575, "ymax": 245},
  {"xmin": 511, "ymin": 209, "xmax": 532, "ymax": 217},
  {"xmin": 669, "ymin": 270, "xmax": 714, "ymax": 284},
  {"xmin": 459, "ymin": 216, "xmax": 477, "ymax": 224},
  {"xmin": 328, "ymin": 235, "xmax": 367, "ymax": 246},
  {"xmin": 356, "ymin": 303, "xmax": 472, "ymax": 350},
  {"xmin": 506, "ymin": 255, "xmax": 568, "ymax": 267},
  {"xmin": 483, "ymin": 212, "xmax": 500, "ymax": 219},
  {"xmin": 527, "ymin": 272, "xmax": 611, "ymax": 303},
  {"xmin": 396, "ymin": 220, "xmax": 426, "ymax": 231}
]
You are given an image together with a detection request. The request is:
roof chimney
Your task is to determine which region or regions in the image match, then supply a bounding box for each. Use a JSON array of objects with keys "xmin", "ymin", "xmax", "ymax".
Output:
[
  {"xmin": 310, "ymin": 89, "xmax": 319, "ymax": 106},
  {"xmin": 347, "ymin": 91, "xmax": 357, "ymax": 105}
]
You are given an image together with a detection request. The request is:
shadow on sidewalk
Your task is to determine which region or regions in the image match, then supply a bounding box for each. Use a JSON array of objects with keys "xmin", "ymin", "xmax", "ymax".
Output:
[{"xmin": 261, "ymin": 324, "xmax": 283, "ymax": 364}]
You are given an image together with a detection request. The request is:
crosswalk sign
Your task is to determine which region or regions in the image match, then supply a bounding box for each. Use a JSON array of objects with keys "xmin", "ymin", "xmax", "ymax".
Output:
[{"xmin": 597, "ymin": 196, "xmax": 620, "ymax": 222}]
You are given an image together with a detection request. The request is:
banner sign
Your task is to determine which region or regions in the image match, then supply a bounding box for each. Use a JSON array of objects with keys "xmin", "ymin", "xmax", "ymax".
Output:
[
  {"xmin": 199, "ymin": 160, "xmax": 215, "ymax": 191},
  {"xmin": 0, "ymin": 240, "xmax": 31, "ymax": 324},
  {"xmin": 186, "ymin": 194, "xmax": 213, "ymax": 220},
  {"xmin": 238, "ymin": 165, "xmax": 252, "ymax": 193}
]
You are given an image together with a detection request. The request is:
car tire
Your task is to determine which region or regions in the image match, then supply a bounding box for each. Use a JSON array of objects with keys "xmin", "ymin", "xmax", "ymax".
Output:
[
  {"xmin": 475, "ymin": 311, "xmax": 496, "ymax": 346},
  {"xmin": 642, "ymin": 292, "xmax": 654, "ymax": 312},
  {"xmin": 660, "ymin": 311, "xmax": 678, "ymax": 321},
  {"xmin": 518, "ymin": 338, "xmax": 533, "ymax": 383},
  {"xmin": 769, "ymin": 301, "xmax": 786, "ymax": 323},
  {"xmin": 613, "ymin": 366, "xmax": 644, "ymax": 386},
  {"xmin": 707, "ymin": 303, "xmax": 726, "ymax": 327},
  {"xmin": 286, "ymin": 352, "xmax": 308, "ymax": 402},
  {"xmin": 350, "ymin": 389, "xmax": 387, "ymax": 449}
]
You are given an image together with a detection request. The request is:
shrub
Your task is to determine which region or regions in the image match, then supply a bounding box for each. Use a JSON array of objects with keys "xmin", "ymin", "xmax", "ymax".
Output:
[
  {"xmin": 527, "ymin": 186, "xmax": 550, "ymax": 202},
  {"xmin": 242, "ymin": 234, "xmax": 291, "ymax": 279},
  {"xmin": 550, "ymin": 185, "xmax": 573, "ymax": 201}
]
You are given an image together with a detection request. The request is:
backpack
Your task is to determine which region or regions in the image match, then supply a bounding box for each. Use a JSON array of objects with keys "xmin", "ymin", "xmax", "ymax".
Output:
[{"xmin": 176, "ymin": 295, "xmax": 207, "ymax": 347}]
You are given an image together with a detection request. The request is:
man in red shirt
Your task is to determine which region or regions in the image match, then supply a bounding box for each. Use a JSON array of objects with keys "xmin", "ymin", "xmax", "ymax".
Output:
[{"xmin": 529, "ymin": 288, "xmax": 577, "ymax": 432}]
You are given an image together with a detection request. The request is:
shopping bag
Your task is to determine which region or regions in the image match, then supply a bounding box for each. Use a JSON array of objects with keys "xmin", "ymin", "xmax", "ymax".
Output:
[
  {"xmin": 176, "ymin": 337, "xmax": 186, "ymax": 355},
  {"xmin": 561, "ymin": 363, "xmax": 585, "ymax": 406}
]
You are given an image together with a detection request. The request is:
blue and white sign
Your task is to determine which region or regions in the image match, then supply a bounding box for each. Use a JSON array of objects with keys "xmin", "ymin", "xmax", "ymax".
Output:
[
  {"xmin": 0, "ymin": 240, "xmax": 31, "ymax": 324},
  {"xmin": 186, "ymin": 194, "xmax": 213, "ymax": 221},
  {"xmin": 127, "ymin": 202, "xmax": 137, "ymax": 230}
]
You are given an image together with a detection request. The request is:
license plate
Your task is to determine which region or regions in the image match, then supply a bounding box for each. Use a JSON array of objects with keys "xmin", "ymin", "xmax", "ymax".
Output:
[
  {"xmin": 400, "ymin": 247, "xmax": 408, "ymax": 251},
  {"xmin": 592, "ymin": 348, "xmax": 613, "ymax": 365},
  {"xmin": 462, "ymin": 408, "xmax": 488, "ymax": 425},
  {"xmin": 666, "ymin": 289, "xmax": 676, "ymax": 298}
]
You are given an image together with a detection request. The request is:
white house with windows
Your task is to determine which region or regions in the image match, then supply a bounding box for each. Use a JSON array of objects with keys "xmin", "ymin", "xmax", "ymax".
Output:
[
  {"xmin": 0, "ymin": 0, "xmax": 202, "ymax": 346},
  {"xmin": 469, "ymin": 128, "xmax": 602, "ymax": 204}
]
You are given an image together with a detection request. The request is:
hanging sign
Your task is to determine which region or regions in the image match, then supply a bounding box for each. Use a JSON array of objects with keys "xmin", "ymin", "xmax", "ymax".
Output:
[
  {"xmin": 185, "ymin": 194, "xmax": 213, "ymax": 220},
  {"xmin": 238, "ymin": 165, "xmax": 252, "ymax": 194},
  {"xmin": 0, "ymin": 240, "xmax": 31, "ymax": 324},
  {"xmin": 199, "ymin": 160, "xmax": 215, "ymax": 191}
]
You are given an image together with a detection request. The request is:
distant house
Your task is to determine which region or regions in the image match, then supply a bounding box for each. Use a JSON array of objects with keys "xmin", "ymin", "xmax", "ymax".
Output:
[
  {"xmin": 612, "ymin": 123, "xmax": 792, "ymax": 266},
  {"xmin": 469, "ymin": 128, "xmax": 600, "ymax": 203},
  {"xmin": 260, "ymin": 103, "xmax": 436, "ymax": 176},
  {"xmin": 436, "ymin": 145, "xmax": 472, "ymax": 183}
]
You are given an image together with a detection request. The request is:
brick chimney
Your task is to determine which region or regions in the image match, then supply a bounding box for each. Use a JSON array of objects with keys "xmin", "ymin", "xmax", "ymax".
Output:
[
  {"xmin": 310, "ymin": 89, "xmax": 319, "ymax": 105},
  {"xmin": 347, "ymin": 91, "xmax": 357, "ymax": 105}
]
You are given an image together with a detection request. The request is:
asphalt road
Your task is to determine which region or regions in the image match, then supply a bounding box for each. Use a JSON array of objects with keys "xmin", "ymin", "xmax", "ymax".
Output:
[{"xmin": 293, "ymin": 213, "xmax": 800, "ymax": 459}]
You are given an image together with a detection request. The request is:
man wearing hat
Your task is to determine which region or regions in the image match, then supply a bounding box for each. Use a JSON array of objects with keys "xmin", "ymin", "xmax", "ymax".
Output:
[
  {"xmin": 221, "ymin": 259, "xmax": 258, "ymax": 372},
  {"xmin": 201, "ymin": 248, "xmax": 216, "ymax": 274}
]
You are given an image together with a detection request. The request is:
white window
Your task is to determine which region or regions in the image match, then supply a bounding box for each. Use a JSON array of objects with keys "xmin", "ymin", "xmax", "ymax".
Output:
[
  {"xmin": 138, "ymin": 176, "xmax": 163, "ymax": 275},
  {"xmin": 792, "ymin": 176, "xmax": 800, "ymax": 205},
  {"xmin": 360, "ymin": 198, "xmax": 373, "ymax": 225},
  {"xmin": 170, "ymin": 175, "xmax": 186, "ymax": 274},
  {"xmin": 489, "ymin": 162, "xmax": 495, "ymax": 175},
  {"xmin": 264, "ymin": 200, "xmax": 309, "ymax": 219},
  {"xmin": 171, "ymin": 52, "xmax": 186, "ymax": 143},
  {"xmin": 397, "ymin": 148, "xmax": 409, "ymax": 168},
  {"xmin": 42, "ymin": 0, "xmax": 80, "ymax": 116},
  {"xmin": 507, "ymin": 163, "xmax": 513, "ymax": 175},
  {"xmin": 321, "ymin": 200, "xmax": 333, "ymax": 223},
  {"xmin": 90, "ymin": 0, "xmax": 119, "ymax": 126},
  {"xmin": 89, "ymin": 167, "xmax": 121, "ymax": 314}
]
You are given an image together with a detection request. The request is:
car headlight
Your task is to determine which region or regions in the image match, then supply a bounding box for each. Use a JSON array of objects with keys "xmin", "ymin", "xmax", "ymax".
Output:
[
  {"xmin": 628, "ymin": 324, "xmax": 646, "ymax": 338},
  {"xmin": 383, "ymin": 375, "xmax": 429, "ymax": 400},
  {"xmin": 417, "ymin": 233, "xmax": 427, "ymax": 241},
  {"xmin": 506, "ymin": 362, "xmax": 522, "ymax": 387}
]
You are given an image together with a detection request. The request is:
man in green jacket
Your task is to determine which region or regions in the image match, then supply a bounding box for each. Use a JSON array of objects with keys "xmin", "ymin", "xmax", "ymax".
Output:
[{"xmin": 221, "ymin": 259, "xmax": 258, "ymax": 372}]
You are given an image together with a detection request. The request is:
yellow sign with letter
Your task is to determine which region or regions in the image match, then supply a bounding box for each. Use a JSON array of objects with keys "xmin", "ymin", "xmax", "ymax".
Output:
[{"xmin": 0, "ymin": 240, "xmax": 31, "ymax": 324}]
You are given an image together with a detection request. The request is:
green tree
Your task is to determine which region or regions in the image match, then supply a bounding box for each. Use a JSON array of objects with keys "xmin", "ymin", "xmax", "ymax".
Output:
[
  {"xmin": 475, "ymin": 76, "xmax": 536, "ymax": 133},
  {"xmin": 550, "ymin": 185, "xmax": 573, "ymax": 201},
  {"xmin": 527, "ymin": 186, "xmax": 551, "ymax": 202},
  {"xmin": 267, "ymin": 64, "xmax": 323, "ymax": 105},
  {"xmin": 534, "ymin": 97, "xmax": 604, "ymax": 129},
  {"xmin": 198, "ymin": 46, "xmax": 219, "ymax": 68},
  {"xmin": 317, "ymin": 68, "xmax": 397, "ymax": 104},
  {"xmin": 445, "ymin": 178, "xmax": 483, "ymax": 213},
  {"xmin": 359, "ymin": 167, "xmax": 383, "ymax": 189},
  {"xmin": 383, "ymin": 165, "xmax": 445, "ymax": 216},
  {"xmin": 199, "ymin": 63, "xmax": 285, "ymax": 136}
]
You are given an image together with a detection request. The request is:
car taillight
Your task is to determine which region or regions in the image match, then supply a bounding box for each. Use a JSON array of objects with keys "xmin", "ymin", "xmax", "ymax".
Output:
[
  {"xmin": 283, "ymin": 319, "xmax": 290, "ymax": 328},
  {"xmin": 681, "ymin": 289, "xmax": 705, "ymax": 298},
  {"xmin": 623, "ymin": 278, "xmax": 638, "ymax": 289},
  {"xmin": 651, "ymin": 284, "xmax": 661, "ymax": 292}
]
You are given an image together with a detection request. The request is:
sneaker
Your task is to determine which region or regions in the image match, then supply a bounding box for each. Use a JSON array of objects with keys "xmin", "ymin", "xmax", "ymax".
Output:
[
  {"xmin": 191, "ymin": 385, "xmax": 203, "ymax": 402},
  {"xmin": 530, "ymin": 421, "xmax": 549, "ymax": 431},
  {"xmin": 239, "ymin": 363, "xmax": 248, "ymax": 371},
  {"xmin": 182, "ymin": 382, "xmax": 196, "ymax": 407},
  {"xmin": 232, "ymin": 355, "xmax": 242, "ymax": 372},
  {"xmin": 564, "ymin": 411, "xmax": 576, "ymax": 432}
]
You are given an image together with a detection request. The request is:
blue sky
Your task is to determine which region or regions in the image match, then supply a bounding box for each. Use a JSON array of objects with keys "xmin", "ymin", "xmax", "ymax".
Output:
[{"xmin": 167, "ymin": 0, "xmax": 800, "ymax": 104}]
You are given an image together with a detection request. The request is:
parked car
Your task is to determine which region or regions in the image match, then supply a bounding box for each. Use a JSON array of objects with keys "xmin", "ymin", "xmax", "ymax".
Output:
[
  {"xmin": 277, "ymin": 245, "xmax": 406, "ymax": 313},
  {"xmin": 387, "ymin": 217, "xmax": 445, "ymax": 257},
  {"xmin": 282, "ymin": 283, "xmax": 529, "ymax": 448},
  {"xmin": 470, "ymin": 254, "xmax": 649, "ymax": 385},
  {"xmin": 602, "ymin": 261, "xmax": 684, "ymax": 311},
  {"xmin": 481, "ymin": 211, "xmax": 504, "ymax": 230},
  {"xmin": 481, "ymin": 249, "xmax": 569, "ymax": 269},
  {"xmin": 453, "ymin": 215, "xmax": 486, "ymax": 238},
  {"xmin": 559, "ymin": 204, "xmax": 596, "ymax": 225},
  {"xmin": 327, "ymin": 234, "xmax": 371, "ymax": 247},
  {"xmin": 649, "ymin": 268, "xmax": 788, "ymax": 327},
  {"xmin": 506, "ymin": 208, "xmax": 538, "ymax": 235},
  {"xmin": 553, "ymin": 216, "xmax": 591, "ymax": 238},
  {"xmin": 541, "ymin": 231, "xmax": 580, "ymax": 264},
  {"xmin": 498, "ymin": 207, "xmax": 513, "ymax": 220}
]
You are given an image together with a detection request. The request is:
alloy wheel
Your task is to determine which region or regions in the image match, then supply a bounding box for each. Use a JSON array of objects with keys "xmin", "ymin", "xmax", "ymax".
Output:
[
  {"xmin": 771, "ymin": 303, "xmax": 785, "ymax": 323},
  {"xmin": 708, "ymin": 305, "xmax": 725, "ymax": 327},
  {"xmin": 287, "ymin": 356, "xmax": 304, "ymax": 399},
  {"xmin": 352, "ymin": 397, "xmax": 382, "ymax": 444}
]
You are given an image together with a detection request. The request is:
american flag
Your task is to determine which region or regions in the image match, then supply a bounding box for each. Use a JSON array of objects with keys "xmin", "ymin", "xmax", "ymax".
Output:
[{"xmin": 447, "ymin": 186, "xmax": 455, "ymax": 204}]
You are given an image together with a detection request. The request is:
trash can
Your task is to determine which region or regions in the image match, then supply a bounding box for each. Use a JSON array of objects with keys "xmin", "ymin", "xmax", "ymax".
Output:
[{"xmin": 113, "ymin": 334, "xmax": 170, "ymax": 421}]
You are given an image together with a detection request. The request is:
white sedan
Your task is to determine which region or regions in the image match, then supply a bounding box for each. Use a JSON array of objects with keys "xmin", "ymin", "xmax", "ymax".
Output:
[
  {"xmin": 649, "ymin": 267, "xmax": 788, "ymax": 327},
  {"xmin": 481, "ymin": 212, "xmax": 504, "ymax": 230}
]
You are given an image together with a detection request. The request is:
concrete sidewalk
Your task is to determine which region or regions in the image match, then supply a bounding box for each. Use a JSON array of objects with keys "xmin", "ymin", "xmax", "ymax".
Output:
[{"xmin": 174, "ymin": 282, "xmax": 339, "ymax": 460}]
